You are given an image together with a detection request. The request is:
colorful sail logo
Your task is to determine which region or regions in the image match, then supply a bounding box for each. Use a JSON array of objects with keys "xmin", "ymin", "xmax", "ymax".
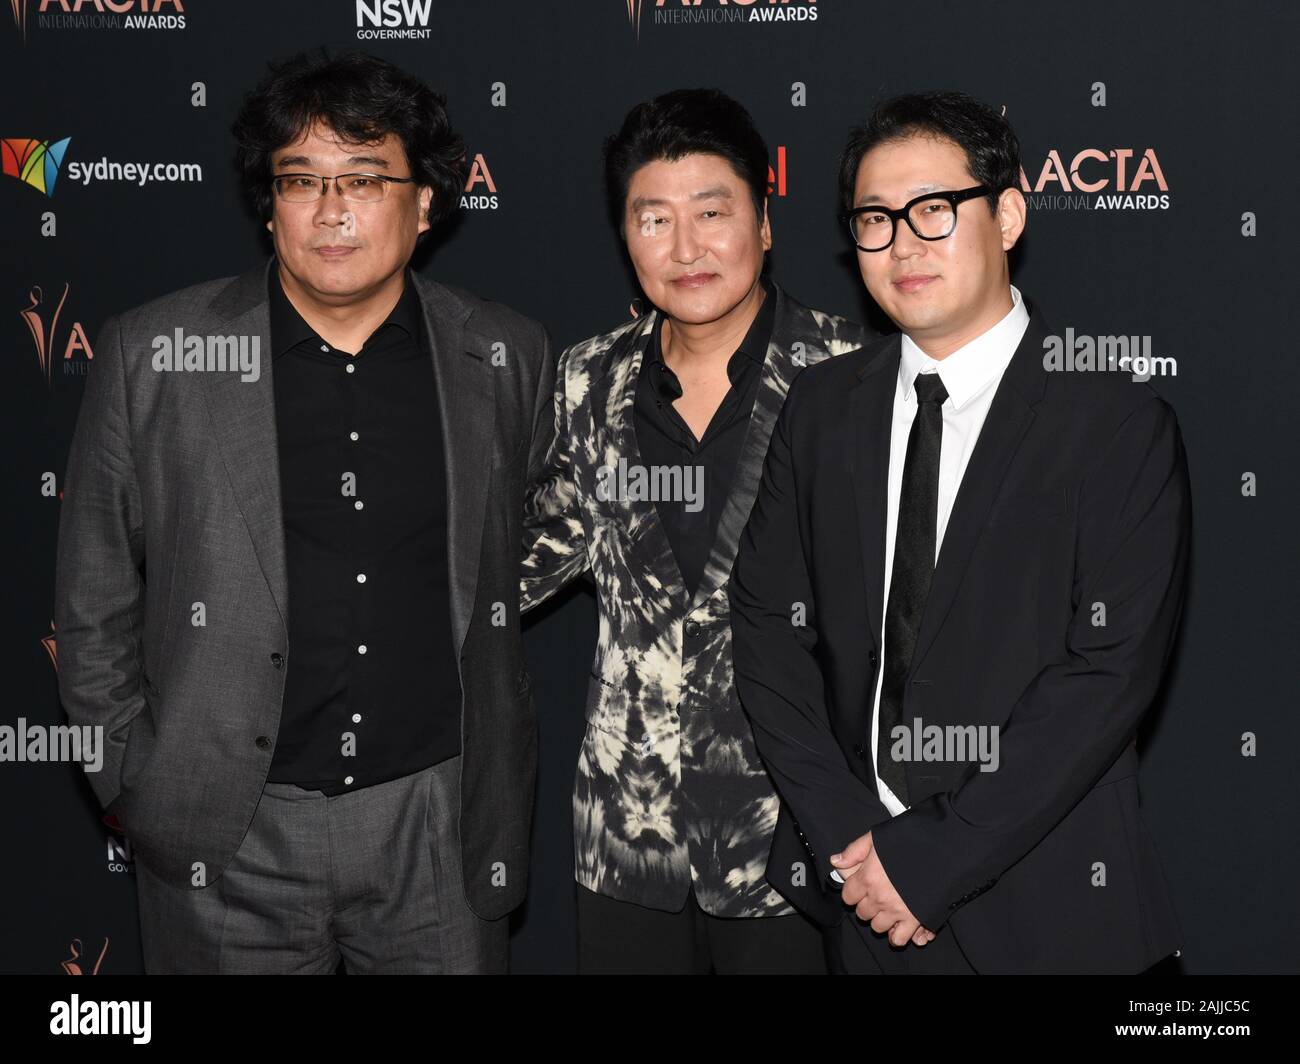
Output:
[{"xmin": 2, "ymin": 137, "xmax": 72, "ymax": 196}]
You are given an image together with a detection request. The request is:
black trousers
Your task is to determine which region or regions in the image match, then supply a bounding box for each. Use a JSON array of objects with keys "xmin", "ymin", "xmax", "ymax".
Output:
[
  {"xmin": 828, "ymin": 913, "xmax": 977, "ymax": 974},
  {"xmin": 576, "ymin": 883, "xmax": 829, "ymax": 974}
]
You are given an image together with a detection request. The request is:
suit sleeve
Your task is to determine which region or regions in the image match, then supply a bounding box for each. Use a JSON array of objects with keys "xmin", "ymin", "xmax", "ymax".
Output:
[
  {"xmin": 871, "ymin": 394, "xmax": 1192, "ymax": 931},
  {"xmin": 521, "ymin": 335, "xmax": 590, "ymax": 613},
  {"xmin": 53, "ymin": 313, "xmax": 146, "ymax": 812},
  {"xmin": 730, "ymin": 368, "xmax": 894, "ymax": 891}
]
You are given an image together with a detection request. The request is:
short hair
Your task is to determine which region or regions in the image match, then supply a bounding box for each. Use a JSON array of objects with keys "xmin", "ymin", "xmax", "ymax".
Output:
[
  {"xmin": 603, "ymin": 88, "xmax": 769, "ymax": 233},
  {"xmin": 232, "ymin": 48, "xmax": 467, "ymax": 230},
  {"xmin": 838, "ymin": 91, "xmax": 1021, "ymax": 214}
]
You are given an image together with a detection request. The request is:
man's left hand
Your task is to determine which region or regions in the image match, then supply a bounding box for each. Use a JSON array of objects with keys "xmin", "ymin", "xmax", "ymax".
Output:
[{"xmin": 832, "ymin": 830, "xmax": 933, "ymax": 948}]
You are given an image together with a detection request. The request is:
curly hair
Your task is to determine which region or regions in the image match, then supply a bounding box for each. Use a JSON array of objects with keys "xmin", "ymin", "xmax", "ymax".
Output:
[{"xmin": 232, "ymin": 48, "xmax": 467, "ymax": 230}]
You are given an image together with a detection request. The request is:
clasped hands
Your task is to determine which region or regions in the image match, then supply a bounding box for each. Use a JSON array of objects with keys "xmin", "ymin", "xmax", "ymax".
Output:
[{"xmin": 831, "ymin": 830, "xmax": 936, "ymax": 948}]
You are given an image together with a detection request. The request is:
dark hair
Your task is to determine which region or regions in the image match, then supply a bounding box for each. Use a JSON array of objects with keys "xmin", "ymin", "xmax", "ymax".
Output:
[
  {"xmin": 232, "ymin": 48, "xmax": 467, "ymax": 231},
  {"xmin": 837, "ymin": 91, "xmax": 1021, "ymax": 214},
  {"xmin": 603, "ymin": 88, "xmax": 769, "ymax": 233}
]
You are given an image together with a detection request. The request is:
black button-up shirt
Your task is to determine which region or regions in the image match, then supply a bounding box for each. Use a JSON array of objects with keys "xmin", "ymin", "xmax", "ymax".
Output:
[
  {"xmin": 633, "ymin": 277, "xmax": 774, "ymax": 598},
  {"xmin": 266, "ymin": 264, "xmax": 461, "ymax": 795}
]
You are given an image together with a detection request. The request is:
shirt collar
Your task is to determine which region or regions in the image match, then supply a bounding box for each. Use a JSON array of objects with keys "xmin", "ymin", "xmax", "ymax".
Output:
[
  {"xmin": 268, "ymin": 262, "xmax": 423, "ymax": 360},
  {"xmin": 647, "ymin": 275, "xmax": 775, "ymax": 397},
  {"xmin": 898, "ymin": 284, "xmax": 1030, "ymax": 410}
]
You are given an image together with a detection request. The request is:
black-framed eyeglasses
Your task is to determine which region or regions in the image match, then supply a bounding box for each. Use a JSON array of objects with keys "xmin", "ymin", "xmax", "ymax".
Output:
[
  {"xmin": 843, "ymin": 185, "xmax": 991, "ymax": 252},
  {"xmin": 270, "ymin": 172, "xmax": 417, "ymax": 203}
]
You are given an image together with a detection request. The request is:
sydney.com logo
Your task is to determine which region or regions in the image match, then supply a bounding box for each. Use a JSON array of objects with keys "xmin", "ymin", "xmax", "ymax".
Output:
[{"xmin": 3, "ymin": 136, "xmax": 202, "ymax": 197}]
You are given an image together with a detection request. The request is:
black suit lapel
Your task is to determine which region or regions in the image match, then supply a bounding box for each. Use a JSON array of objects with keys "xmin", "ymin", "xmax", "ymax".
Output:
[
  {"xmin": 909, "ymin": 309, "xmax": 1051, "ymax": 672},
  {"xmin": 846, "ymin": 336, "xmax": 900, "ymax": 651}
]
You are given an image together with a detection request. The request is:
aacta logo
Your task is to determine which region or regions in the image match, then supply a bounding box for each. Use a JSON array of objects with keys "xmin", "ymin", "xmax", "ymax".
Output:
[
  {"xmin": 461, "ymin": 152, "xmax": 498, "ymax": 211},
  {"xmin": 60, "ymin": 938, "xmax": 109, "ymax": 976},
  {"xmin": 1020, "ymin": 148, "xmax": 1168, "ymax": 194},
  {"xmin": 20, "ymin": 283, "xmax": 95, "ymax": 389},
  {"xmin": 626, "ymin": 0, "xmax": 818, "ymax": 37},
  {"xmin": 2, "ymin": 137, "xmax": 71, "ymax": 197},
  {"xmin": 8, "ymin": 0, "xmax": 187, "ymax": 40}
]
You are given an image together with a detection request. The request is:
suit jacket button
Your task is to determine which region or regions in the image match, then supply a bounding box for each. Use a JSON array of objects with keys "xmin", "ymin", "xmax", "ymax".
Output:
[
  {"xmin": 255, "ymin": 736, "xmax": 272, "ymax": 750},
  {"xmin": 683, "ymin": 620, "xmax": 700, "ymax": 638},
  {"xmin": 869, "ymin": 651, "xmax": 878, "ymax": 667},
  {"xmin": 853, "ymin": 743, "xmax": 866, "ymax": 760},
  {"xmin": 270, "ymin": 652, "xmax": 284, "ymax": 668}
]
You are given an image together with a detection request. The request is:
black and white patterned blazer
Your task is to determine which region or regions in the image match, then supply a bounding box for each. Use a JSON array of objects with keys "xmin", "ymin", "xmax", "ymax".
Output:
[{"xmin": 522, "ymin": 280, "xmax": 872, "ymax": 916}]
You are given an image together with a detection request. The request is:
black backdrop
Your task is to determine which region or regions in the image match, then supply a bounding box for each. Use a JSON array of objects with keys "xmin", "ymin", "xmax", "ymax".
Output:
[{"xmin": 2, "ymin": 0, "xmax": 1296, "ymax": 975}]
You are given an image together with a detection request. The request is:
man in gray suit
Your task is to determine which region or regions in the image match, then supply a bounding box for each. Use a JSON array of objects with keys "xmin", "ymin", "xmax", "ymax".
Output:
[{"xmin": 53, "ymin": 50, "xmax": 553, "ymax": 973}]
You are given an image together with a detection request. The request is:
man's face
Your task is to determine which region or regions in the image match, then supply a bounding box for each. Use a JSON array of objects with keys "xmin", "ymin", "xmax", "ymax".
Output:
[
  {"xmin": 850, "ymin": 134, "xmax": 1022, "ymax": 343},
  {"xmin": 623, "ymin": 152, "xmax": 771, "ymax": 325},
  {"xmin": 266, "ymin": 119, "xmax": 433, "ymax": 303}
]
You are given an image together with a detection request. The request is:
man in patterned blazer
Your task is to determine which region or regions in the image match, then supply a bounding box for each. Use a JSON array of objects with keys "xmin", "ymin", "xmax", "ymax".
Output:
[{"xmin": 521, "ymin": 89, "xmax": 872, "ymax": 973}]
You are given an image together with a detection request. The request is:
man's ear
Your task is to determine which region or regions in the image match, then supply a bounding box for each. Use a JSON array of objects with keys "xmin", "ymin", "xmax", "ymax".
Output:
[
  {"xmin": 997, "ymin": 186, "xmax": 1027, "ymax": 251},
  {"xmin": 759, "ymin": 196, "xmax": 773, "ymax": 251},
  {"xmin": 418, "ymin": 185, "xmax": 434, "ymax": 235}
]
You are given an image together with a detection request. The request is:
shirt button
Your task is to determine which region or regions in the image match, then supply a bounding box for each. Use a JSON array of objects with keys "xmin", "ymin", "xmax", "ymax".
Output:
[
  {"xmin": 255, "ymin": 736, "xmax": 271, "ymax": 750},
  {"xmin": 350, "ymin": 431, "xmax": 359, "ymax": 441},
  {"xmin": 683, "ymin": 619, "xmax": 700, "ymax": 638},
  {"xmin": 357, "ymin": 644, "xmax": 367, "ymax": 654},
  {"xmin": 346, "ymin": 364, "xmax": 355, "ymax": 374},
  {"xmin": 352, "ymin": 713, "xmax": 362, "ymax": 723},
  {"xmin": 270, "ymin": 652, "xmax": 284, "ymax": 668},
  {"xmin": 354, "ymin": 500, "xmax": 364, "ymax": 510},
  {"xmin": 344, "ymin": 776, "xmax": 354, "ymax": 786},
  {"xmin": 356, "ymin": 573, "xmax": 366, "ymax": 583},
  {"xmin": 320, "ymin": 343, "xmax": 329, "ymax": 352}
]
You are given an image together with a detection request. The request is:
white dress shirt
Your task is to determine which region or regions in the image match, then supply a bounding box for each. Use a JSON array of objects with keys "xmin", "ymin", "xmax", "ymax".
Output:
[{"xmin": 868, "ymin": 285, "xmax": 1031, "ymax": 816}]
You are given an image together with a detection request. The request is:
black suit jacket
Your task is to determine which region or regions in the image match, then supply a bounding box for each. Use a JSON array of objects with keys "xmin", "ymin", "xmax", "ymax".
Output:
[{"xmin": 729, "ymin": 302, "xmax": 1189, "ymax": 973}]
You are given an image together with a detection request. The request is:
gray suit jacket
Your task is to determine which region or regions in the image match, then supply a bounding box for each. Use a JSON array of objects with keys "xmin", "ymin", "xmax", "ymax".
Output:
[{"xmin": 54, "ymin": 256, "xmax": 554, "ymax": 920}]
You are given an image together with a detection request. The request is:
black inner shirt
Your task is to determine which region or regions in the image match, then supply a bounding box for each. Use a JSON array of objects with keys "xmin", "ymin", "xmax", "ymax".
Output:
[
  {"xmin": 266, "ymin": 264, "xmax": 461, "ymax": 795},
  {"xmin": 631, "ymin": 276, "xmax": 775, "ymax": 598}
]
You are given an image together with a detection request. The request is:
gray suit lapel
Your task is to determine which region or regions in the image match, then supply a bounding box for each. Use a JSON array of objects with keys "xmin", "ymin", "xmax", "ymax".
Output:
[
  {"xmin": 411, "ymin": 272, "xmax": 495, "ymax": 657},
  {"xmin": 200, "ymin": 258, "xmax": 286, "ymax": 628}
]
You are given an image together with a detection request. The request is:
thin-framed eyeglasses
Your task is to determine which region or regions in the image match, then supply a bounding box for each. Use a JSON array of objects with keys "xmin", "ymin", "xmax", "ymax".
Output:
[{"xmin": 271, "ymin": 172, "xmax": 416, "ymax": 203}]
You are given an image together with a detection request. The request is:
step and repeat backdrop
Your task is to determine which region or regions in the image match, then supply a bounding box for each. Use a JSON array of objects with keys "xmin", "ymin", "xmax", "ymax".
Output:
[{"xmin": 1, "ymin": 0, "xmax": 1295, "ymax": 974}]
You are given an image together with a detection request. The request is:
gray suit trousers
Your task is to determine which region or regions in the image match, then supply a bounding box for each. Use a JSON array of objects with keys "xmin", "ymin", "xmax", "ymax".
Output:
[{"xmin": 133, "ymin": 754, "xmax": 507, "ymax": 973}]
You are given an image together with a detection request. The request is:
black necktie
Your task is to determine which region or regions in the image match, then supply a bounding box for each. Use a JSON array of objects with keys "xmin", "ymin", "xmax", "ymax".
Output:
[{"xmin": 877, "ymin": 371, "xmax": 948, "ymax": 806}]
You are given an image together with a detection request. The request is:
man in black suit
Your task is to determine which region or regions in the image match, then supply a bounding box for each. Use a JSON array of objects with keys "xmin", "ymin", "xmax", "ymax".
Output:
[{"xmin": 729, "ymin": 91, "xmax": 1190, "ymax": 974}]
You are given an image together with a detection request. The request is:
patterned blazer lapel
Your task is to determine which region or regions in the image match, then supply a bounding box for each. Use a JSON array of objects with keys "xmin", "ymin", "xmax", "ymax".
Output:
[
  {"xmin": 688, "ymin": 281, "xmax": 809, "ymax": 613},
  {"xmin": 589, "ymin": 309, "xmax": 693, "ymax": 613}
]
